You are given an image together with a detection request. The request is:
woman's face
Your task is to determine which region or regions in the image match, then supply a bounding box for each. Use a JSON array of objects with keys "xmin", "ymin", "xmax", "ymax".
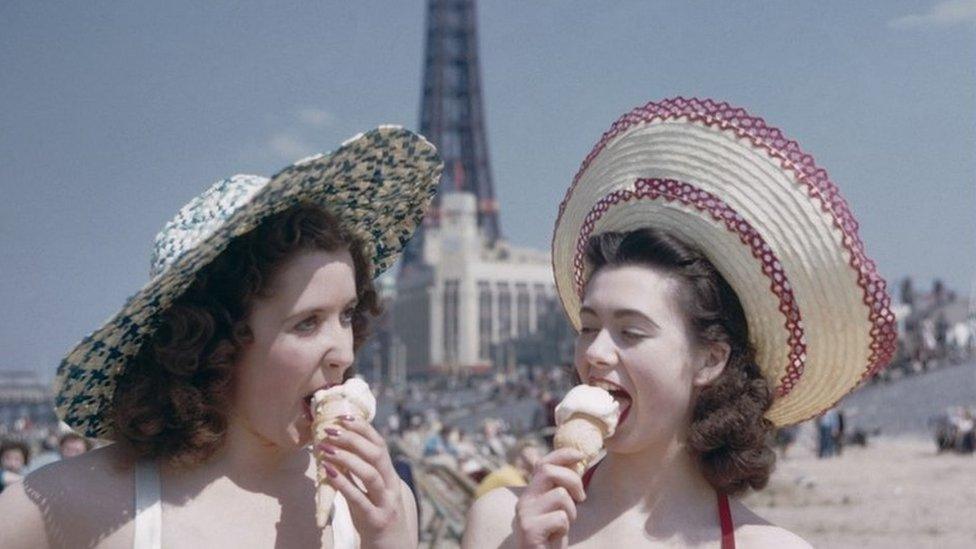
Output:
[
  {"xmin": 233, "ymin": 248, "xmax": 358, "ymax": 449},
  {"xmin": 574, "ymin": 264, "xmax": 717, "ymax": 454}
]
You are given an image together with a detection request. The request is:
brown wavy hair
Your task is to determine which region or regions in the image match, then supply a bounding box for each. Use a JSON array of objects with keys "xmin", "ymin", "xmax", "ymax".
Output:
[
  {"xmin": 584, "ymin": 228, "xmax": 775, "ymax": 496},
  {"xmin": 111, "ymin": 203, "xmax": 380, "ymax": 466}
]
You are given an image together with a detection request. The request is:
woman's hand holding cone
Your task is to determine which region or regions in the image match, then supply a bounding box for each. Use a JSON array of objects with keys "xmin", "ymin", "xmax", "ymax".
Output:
[
  {"xmin": 316, "ymin": 415, "xmax": 415, "ymax": 549},
  {"xmin": 514, "ymin": 447, "xmax": 587, "ymax": 549}
]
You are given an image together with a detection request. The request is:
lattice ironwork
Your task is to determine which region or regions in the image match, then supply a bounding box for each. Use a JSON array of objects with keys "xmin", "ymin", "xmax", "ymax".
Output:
[{"xmin": 402, "ymin": 0, "xmax": 500, "ymax": 271}]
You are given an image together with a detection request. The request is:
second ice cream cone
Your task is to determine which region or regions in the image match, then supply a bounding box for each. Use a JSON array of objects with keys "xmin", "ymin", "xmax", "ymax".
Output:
[{"xmin": 553, "ymin": 414, "xmax": 608, "ymax": 476}]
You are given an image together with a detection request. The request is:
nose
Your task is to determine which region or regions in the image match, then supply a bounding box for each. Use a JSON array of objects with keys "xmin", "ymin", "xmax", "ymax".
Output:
[
  {"xmin": 320, "ymin": 321, "xmax": 355, "ymax": 374},
  {"xmin": 583, "ymin": 329, "xmax": 618, "ymax": 371}
]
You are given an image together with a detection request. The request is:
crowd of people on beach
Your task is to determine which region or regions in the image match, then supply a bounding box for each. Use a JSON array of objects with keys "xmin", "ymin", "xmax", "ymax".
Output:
[
  {"xmin": 372, "ymin": 367, "xmax": 573, "ymax": 501},
  {"xmin": 0, "ymin": 423, "xmax": 92, "ymax": 493}
]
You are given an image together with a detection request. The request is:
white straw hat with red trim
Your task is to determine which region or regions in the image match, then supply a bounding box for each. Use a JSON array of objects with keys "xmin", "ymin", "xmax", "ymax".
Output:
[{"xmin": 552, "ymin": 97, "xmax": 897, "ymax": 426}]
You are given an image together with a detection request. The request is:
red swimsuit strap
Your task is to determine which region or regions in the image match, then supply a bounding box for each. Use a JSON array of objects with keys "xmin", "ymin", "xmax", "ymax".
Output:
[
  {"xmin": 581, "ymin": 461, "xmax": 599, "ymax": 490},
  {"xmin": 718, "ymin": 492, "xmax": 736, "ymax": 549},
  {"xmin": 583, "ymin": 461, "xmax": 736, "ymax": 548}
]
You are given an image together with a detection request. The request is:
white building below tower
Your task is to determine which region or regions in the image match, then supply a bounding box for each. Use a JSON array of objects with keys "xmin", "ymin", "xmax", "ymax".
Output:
[{"xmin": 394, "ymin": 192, "xmax": 560, "ymax": 376}]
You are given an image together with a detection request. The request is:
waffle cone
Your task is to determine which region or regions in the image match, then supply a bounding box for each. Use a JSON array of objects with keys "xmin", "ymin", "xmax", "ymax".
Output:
[
  {"xmin": 553, "ymin": 414, "xmax": 607, "ymax": 476},
  {"xmin": 312, "ymin": 398, "xmax": 369, "ymax": 527}
]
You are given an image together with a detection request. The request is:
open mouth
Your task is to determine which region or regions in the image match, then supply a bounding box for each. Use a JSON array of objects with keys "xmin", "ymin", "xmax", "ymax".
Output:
[{"xmin": 588, "ymin": 378, "xmax": 633, "ymax": 427}]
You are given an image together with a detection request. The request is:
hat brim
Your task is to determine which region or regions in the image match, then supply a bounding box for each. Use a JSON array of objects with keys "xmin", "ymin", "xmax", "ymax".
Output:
[
  {"xmin": 55, "ymin": 126, "xmax": 442, "ymax": 439},
  {"xmin": 552, "ymin": 98, "xmax": 896, "ymax": 427}
]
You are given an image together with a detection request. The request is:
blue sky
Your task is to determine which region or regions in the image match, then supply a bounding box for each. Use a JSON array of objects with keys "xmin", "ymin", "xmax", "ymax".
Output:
[{"xmin": 2, "ymin": 1, "xmax": 974, "ymax": 377}]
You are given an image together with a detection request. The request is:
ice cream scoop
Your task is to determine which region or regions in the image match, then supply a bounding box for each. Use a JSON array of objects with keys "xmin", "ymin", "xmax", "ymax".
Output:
[
  {"xmin": 553, "ymin": 385, "xmax": 621, "ymax": 476},
  {"xmin": 311, "ymin": 377, "xmax": 377, "ymax": 527}
]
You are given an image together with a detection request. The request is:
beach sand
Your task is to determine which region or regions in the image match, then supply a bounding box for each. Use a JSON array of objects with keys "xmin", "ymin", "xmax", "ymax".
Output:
[{"xmin": 743, "ymin": 435, "xmax": 976, "ymax": 549}]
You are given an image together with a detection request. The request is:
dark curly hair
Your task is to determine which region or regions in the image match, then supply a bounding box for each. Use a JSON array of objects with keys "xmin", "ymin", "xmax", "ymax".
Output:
[
  {"xmin": 584, "ymin": 228, "xmax": 775, "ymax": 496},
  {"xmin": 111, "ymin": 203, "xmax": 380, "ymax": 466}
]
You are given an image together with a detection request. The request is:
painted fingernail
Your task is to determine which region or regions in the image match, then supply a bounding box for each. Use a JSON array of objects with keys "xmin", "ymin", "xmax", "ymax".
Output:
[
  {"xmin": 321, "ymin": 444, "xmax": 336, "ymax": 455},
  {"xmin": 325, "ymin": 465, "xmax": 338, "ymax": 478},
  {"xmin": 324, "ymin": 428, "xmax": 341, "ymax": 436}
]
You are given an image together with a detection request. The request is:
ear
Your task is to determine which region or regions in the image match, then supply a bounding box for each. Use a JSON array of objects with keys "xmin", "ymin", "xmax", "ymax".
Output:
[{"xmin": 692, "ymin": 340, "xmax": 731, "ymax": 388}]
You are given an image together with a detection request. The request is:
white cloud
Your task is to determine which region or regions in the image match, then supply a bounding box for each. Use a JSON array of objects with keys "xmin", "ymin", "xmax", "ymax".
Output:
[
  {"xmin": 297, "ymin": 107, "xmax": 335, "ymax": 128},
  {"xmin": 268, "ymin": 132, "xmax": 314, "ymax": 160},
  {"xmin": 888, "ymin": 0, "xmax": 976, "ymax": 29}
]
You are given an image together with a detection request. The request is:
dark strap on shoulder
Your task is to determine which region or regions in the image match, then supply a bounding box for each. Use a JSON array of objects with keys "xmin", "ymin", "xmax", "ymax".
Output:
[
  {"xmin": 584, "ymin": 461, "xmax": 736, "ymax": 549},
  {"xmin": 581, "ymin": 460, "xmax": 600, "ymax": 490},
  {"xmin": 718, "ymin": 492, "xmax": 735, "ymax": 549}
]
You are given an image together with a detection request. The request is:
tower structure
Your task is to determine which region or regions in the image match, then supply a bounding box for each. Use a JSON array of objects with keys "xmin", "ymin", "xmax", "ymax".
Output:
[
  {"xmin": 401, "ymin": 0, "xmax": 500, "ymax": 270},
  {"xmin": 391, "ymin": 0, "xmax": 564, "ymax": 377}
]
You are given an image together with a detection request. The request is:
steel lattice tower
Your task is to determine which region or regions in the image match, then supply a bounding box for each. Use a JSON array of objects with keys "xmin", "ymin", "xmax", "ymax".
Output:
[{"xmin": 401, "ymin": 0, "xmax": 500, "ymax": 271}]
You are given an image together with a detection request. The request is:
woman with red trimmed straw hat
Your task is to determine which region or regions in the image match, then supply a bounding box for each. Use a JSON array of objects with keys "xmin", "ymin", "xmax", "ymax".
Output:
[
  {"xmin": 464, "ymin": 98, "xmax": 896, "ymax": 548},
  {"xmin": 0, "ymin": 127, "xmax": 442, "ymax": 548}
]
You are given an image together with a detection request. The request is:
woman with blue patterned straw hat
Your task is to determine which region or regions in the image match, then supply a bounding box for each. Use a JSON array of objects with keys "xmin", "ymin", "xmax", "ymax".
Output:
[
  {"xmin": 464, "ymin": 98, "xmax": 896, "ymax": 548},
  {"xmin": 0, "ymin": 127, "xmax": 442, "ymax": 549}
]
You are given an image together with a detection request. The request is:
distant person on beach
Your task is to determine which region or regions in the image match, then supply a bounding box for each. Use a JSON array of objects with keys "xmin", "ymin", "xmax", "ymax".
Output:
[
  {"xmin": 0, "ymin": 440, "xmax": 30, "ymax": 493},
  {"xmin": 58, "ymin": 433, "xmax": 91, "ymax": 459},
  {"xmin": 0, "ymin": 440, "xmax": 29, "ymax": 476},
  {"xmin": 474, "ymin": 439, "xmax": 544, "ymax": 499},
  {"xmin": 817, "ymin": 408, "xmax": 841, "ymax": 458},
  {"xmin": 774, "ymin": 425, "xmax": 799, "ymax": 459}
]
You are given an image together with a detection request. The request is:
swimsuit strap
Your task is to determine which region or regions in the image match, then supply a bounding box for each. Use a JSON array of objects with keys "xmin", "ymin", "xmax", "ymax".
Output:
[
  {"xmin": 581, "ymin": 461, "xmax": 599, "ymax": 490},
  {"xmin": 133, "ymin": 460, "xmax": 162, "ymax": 549},
  {"xmin": 718, "ymin": 492, "xmax": 736, "ymax": 549}
]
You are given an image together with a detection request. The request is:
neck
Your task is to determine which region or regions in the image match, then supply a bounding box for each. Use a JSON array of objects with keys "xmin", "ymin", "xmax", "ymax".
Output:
[
  {"xmin": 588, "ymin": 437, "xmax": 718, "ymax": 533},
  {"xmin": 201, "ymin": 416, "xmax": 310, "ymax": 486}
]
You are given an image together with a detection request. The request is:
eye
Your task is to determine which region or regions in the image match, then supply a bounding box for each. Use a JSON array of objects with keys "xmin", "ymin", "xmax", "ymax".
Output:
[
  {"xmin": 293, "ymin": 315, "xmax": 320, "ymax": 334},
  {"xmin": 578, "ymin": 325, "xmax": 599, "ymax": 335},
  {"xmin": 621, "ymin": 328, "xmax": 648, "ymax": 340},
  {"xmin": 339, "ymin": 306, "xmax": 356, "ymax": 327}
]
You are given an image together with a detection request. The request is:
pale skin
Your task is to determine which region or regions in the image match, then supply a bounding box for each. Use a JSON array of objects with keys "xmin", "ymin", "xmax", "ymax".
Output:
[
  {"xmin": 0, "ymin": 248, "xmax": 417, "ymax": 548},
  {"xmin": 463, "ymin": 265, "xmax": 811, "ymax": 549}
]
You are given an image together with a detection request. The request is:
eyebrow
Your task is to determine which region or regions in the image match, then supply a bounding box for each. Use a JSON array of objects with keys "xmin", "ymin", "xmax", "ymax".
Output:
[
  {"xmin": 289, "ymin": 297, "xmax": 359, "ymax": 319},
  {"xmin": 579, "ymin": 306, "xmax": 660, "ymax": 329}
]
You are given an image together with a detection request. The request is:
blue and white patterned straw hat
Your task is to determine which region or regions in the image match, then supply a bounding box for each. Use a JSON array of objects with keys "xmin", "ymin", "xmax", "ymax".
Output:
[{"xmin": 55, "ymin": 126, "xmax": 442, "ymax": 439}]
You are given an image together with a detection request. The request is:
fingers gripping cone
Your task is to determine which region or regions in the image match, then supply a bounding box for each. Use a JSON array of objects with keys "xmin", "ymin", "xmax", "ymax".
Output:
[
  {"xmin": 311, "ymin": 378, "xmax": 377, "ymax": 528},
  {"xmin": 553, "ymin": 385, "xmax": 621, "ymax": 477}
]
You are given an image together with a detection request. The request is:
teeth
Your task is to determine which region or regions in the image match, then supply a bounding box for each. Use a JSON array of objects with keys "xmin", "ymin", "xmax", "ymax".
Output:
[{"xmin": 590, "ymin": 380, "xmax": 620, "ymax": 392}]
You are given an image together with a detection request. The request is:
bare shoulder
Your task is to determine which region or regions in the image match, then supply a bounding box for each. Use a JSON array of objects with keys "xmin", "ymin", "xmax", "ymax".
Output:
[
  {"xmin": 0, "ymin": 444, "xmax": 136, "ymax": 549},
  {"xmin": 730, "ymin": 499, "xmax": 812, "ymax": 549},
  {"xmin": 461, "ymin": 486, "xmax": 522, "ymax": 549},
  {"xmin": 0, "ymin": 475, "xmax": 47, "ymax": 548},
  {"xmin": 26, "ymin": 442, "xmax": 134, "ymax": 497}
]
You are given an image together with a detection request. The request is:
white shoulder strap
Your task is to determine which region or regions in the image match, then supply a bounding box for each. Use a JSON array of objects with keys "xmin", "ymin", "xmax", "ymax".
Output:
[
  {"xmin": 331, "ymin": 491, "xmax": 360, "ymax": 549},
  {"xmin": 133, "ymin": 460, "xmax": 162, "ymax": 549}
]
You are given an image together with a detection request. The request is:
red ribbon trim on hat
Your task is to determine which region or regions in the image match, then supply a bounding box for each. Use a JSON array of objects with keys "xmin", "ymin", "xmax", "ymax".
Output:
[
  {"xmin": 559, "ymin": 97, "xmax": 897, "ymax": 390},
  {"xmin": 574, "ymin": 178, "xmax": 807, "ymax": 398}
]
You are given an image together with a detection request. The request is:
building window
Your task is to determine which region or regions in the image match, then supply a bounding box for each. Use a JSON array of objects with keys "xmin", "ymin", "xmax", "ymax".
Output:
[
  {"xmin": 497, "ymin": 282, "xmax": 512, "ymax": 340},
  {"xmin": 443, "ymin": 279, "xmax": 460, "ymax": 365},
  {"xmin": 478, "ymin": 281, "xmax": 493, "ymax": 359},
  {"xmin": 533, "ymin": 283, "xmax": 548, "ymax": 332},
  {"xmin": 516, "ymin": 283, "xmax": 530, "ymax": 337}
]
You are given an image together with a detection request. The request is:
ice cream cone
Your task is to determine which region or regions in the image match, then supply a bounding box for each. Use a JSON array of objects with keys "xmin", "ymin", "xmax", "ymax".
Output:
[
  {"xmin": 553, "ymin": 414, "xmax": 609, "ymax": 476},
  {"xmin": 552, "ymin": 385, "xmax": 621, "ymax": 477},
  {"xmin": 310, "ymin": 378, "xmax": 377, "ymax": 528}
]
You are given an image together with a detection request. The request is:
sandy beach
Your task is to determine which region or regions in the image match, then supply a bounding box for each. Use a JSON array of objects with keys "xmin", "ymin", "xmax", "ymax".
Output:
[{"xmin": 743, "ymin": 435, "xmax": 976, "ymax": 548}]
